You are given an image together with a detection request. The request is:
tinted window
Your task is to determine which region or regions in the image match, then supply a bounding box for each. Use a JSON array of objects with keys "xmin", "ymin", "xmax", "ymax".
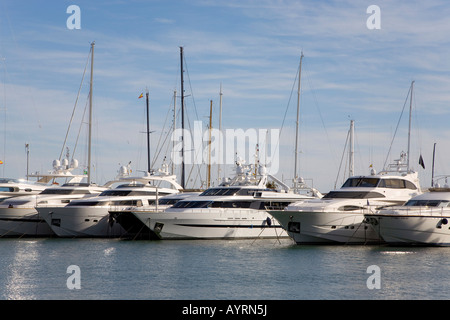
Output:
[
  {"xmin": 200, "ymin": 188, "xmax": 240, "ymax": 196},
  {"xmin": 172, "ymin": 201, "xmax": 212, "ymax": 208},
  {"xmin": 323, "ymin": 191, "xmax": 385, "ymax": 199},
  {"xmin": 405, "ymin": 199, "xmax": 450, "ymax": 207},
  {"xmin": 342, "ymin": 178, "xmax": 380, "ymax": 188},
  {"xmin": 0, "ymin": 187, "xmax": 15, "ymax": 192}
]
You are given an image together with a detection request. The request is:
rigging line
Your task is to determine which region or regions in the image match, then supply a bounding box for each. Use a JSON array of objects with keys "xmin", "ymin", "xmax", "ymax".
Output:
[
  {"xmin": 182, "ymin": 55, "xmax": 200, "ymax": 121},
  {"xmin": 151, "ymin": 119, "xmax": 173, "ymax": 170},
  {"xmin": 152, "ymin": 91, "xmax": 180, "ymax": 166},
  {"xmin": 412, "ymin": 86, "xmax": 422, "ymax": 155},
  {"xmin": 59, "ymin": 47, "xmax": 91, "ymax": 161},
  {"xmin": 150, "ymin": 94, "xmax": 176, "ymax": 169},
  {"xmin": 382, "ymin": 85, "xmax": 411, "ymax": 170},
  {"xmin": 72, "ymin": 94, "xmax": 90, "ymax": 162},
  {"xmin": 275, "ymin": 61, "xmax": 300, "ymax": 160},
  {"xmin": 183, "ymin": 98, "xmax": 204, "ymax": 188},
  {"xmin": 303, "ymin": 64, "xmax": 338, "ymax": 168},
  {"xmin": 334, "ymin": 128, "xmax": 350, "ymax": 190},
  {"xmin": 167, "ymin": 102, "xmax": 183, "ymax": 170}
]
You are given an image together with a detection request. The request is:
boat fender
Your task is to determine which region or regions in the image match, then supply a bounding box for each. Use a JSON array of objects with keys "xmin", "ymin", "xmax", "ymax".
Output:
[
  {"xmin": 266, "ymin": 217, "xmax": 272, "ymax": 226},
  {"xmin": 442, "ymin": 218, "xmax": 448, "ymax": 225}
]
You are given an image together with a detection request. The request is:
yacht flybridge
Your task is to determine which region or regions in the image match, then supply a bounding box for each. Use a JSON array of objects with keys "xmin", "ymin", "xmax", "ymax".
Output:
[
  {"xmin": 0, "ymin": 157, "xmax": 85, "ymax": 202},
  {"xmin": 127, "ymin": 161, "xmax": 320, "ymax": 240}
]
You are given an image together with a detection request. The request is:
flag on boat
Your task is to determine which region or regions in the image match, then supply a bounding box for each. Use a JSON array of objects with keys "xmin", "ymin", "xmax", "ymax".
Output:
[
  {"xmin": 419, "ymin": 154, "xmax": 425, "ymax": 169},
  {"xmin": 138, "ymin": 93, "xmax": 143, "ymax": 99}
]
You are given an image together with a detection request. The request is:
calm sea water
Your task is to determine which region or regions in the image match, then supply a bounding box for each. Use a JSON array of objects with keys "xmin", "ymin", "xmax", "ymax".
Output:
[{"xmin": 0, "ymin": 237, "xmax": 449, "ymax": 301}]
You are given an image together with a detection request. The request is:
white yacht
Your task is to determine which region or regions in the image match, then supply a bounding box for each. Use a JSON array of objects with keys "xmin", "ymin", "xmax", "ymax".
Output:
[
  {"xmin": 364, "ymin": 185, "xmax": 450, "ymax": 246},
  {"xmin": 37, "ymin": 164, "xmax": 183, "ymax": 238},
  {"xmin": 0, "ymin": 159, "xmax": 103, "ymax": 237},
  {"xmin": 269, "ymin": 153, "xmax": 422, "ymax": 244},
  {"xmin": 129, "ymin": 162, "xmax": 320, "ymax": 240}
]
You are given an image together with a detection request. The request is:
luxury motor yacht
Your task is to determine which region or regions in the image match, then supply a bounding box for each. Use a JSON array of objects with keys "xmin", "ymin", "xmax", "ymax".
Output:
[
  {"xmin": 128, "ymin": 161, "xmax": 320, "ymax": 240},
  {"xmin": 0, "ymin": 159, "xmax": 104, "ymax": 237},
  {"xmin": 269, "ymin": 153, "xmax": 422, "ymax": 244},
  {"xmin": 37, "ymin": 164, "xmax": 183, "ymax": 237},
  {"xmin": 364, "ymin": 185, "xmax": 450, "ymax": 246}
]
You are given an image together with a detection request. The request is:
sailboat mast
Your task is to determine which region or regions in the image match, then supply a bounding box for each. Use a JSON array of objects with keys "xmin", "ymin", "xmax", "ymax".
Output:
[
  {"xmin": 88, "ymin": 41, "xmax": 94, "ymax": 184},
  {"xmin": 218, "ymin": 84, "xmax": 222, "ymax": 182},
  {"xmin": 349, "ymin": 120, "xmax": 354, "ymax": 177},
  {"xmin": 180, "ymin": 46, "xmax": 185, "ymax": 189},
  {"xmin": 146, "ymin": 89, "xmax": 151, "ymax": 173},
  {"xmin": 407, "ymin": 80, "xmax": 414, "ymax": 171},
  {"xmin": 207, "ymin": 100, "xmax": 212, "ymax": 188},
  {"xmin": 172, "ymin": 89, "xmax": 177, "ymax": 175},
  {"xmin": 432, "ymin": 142, "xmax": 436, "ymax": 187},
  {"xmin": 294, "ymin": 52, "xmax": 304, "ymax": 186}
]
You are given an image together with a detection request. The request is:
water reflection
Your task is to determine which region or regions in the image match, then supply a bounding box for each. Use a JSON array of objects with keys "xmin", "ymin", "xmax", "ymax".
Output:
[{"xmin": 4, "ymin": 240, "xmax": 40, "ymax": 300}]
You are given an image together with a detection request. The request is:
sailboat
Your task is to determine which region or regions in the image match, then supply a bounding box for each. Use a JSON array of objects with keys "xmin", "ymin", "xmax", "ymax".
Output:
[{"xmin": 270, "ymin": 81, "xmax": 422, "ymax": 244}]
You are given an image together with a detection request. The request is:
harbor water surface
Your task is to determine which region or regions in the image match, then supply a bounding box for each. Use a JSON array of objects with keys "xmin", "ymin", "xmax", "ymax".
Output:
[{"xmin": 0, "ymin": 238, "xmax": 449, "ymax": 300}]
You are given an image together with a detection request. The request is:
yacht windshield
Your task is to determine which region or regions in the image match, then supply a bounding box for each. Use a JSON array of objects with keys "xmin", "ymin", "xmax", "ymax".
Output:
[
  {"xmin": 342, "ymin": 178, "xmax": 380, "ymax": 188},
  {"xmin": 172, "ymin": 200, "xmax": 212, "ymax": 208},
  {"xmin": 99, "ymin": 190, "xmax": 162, "ymax": 197},
  {"xmin": 404, "ymin": 199, "xmax": 450, "ymax": 207},
  {"xmin": 323, "ymin": 191, "xmax": 385, "ymax": 199},
  {"xmin": 199, "ymin": 188, "xmax": 240, "ymax": 196},
  {"xmin": 40, "ymin": 189, "xmax": 88, "ymax": 195}
]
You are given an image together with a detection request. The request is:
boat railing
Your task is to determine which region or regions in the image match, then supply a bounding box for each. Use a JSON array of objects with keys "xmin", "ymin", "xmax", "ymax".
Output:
[{"xmin": 379, "ymin": 206, "xmax": 450, "ymax": 217}]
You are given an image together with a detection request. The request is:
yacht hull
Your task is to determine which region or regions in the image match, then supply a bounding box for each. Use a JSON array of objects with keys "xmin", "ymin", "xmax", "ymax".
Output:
[
  {"xmin": 270, "ymin": 210, "xmax": 382, "ymax": 244},
  {"xmin": 365, "ymin": 214, "xmax": 450, "ymax": 246},
  {"xmin": 0, "ymin": 207, "xmax": 54, "ymax": 237},
  {"xmin": 37, "ymin": 206, "xmax": 127, "ymax": 238},
  {"xmin": 133, "ymin": 209, "xmax": 288, "ymax": 240},
  {"xmin": 109, "ymin": 210, "xmax": 156, "ymax": 239}
]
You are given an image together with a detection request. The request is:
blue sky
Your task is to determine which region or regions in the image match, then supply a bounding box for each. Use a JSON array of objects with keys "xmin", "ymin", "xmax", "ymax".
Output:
[{"xmin": 0, "ymin": 0, "xmax": 449, "ymax": 192}]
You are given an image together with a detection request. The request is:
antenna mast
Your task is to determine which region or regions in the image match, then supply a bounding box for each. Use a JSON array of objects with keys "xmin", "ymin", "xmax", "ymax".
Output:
[
  {"xmin": 294, "ymin": 52, "xmax": 304, "ymax": 188},
  {"xmin": 88, "ymin": 41, "xmax": 94, "ymax": 184},
  {"xmin": 180, "ymin": 46, "xmax": 185, "ymax": 189}
]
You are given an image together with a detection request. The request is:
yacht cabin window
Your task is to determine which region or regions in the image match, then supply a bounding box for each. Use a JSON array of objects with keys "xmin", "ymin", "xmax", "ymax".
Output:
[
  {"xmin": 342, "ymin": 178, "xmax": 379, "ymax": 188},
  {"xmin": 404, "ymin": 199, "xmax": 450, "ymax": 207},
  {"xmin": 99, "ymin": 190, "xmax": 170, "ymax": 197},
  {"xmin": 342, "ymin": 177, "xmax": 417, "ymax": 190},
  {"xmin": 323, "ymin": 191, "xmax": 385, "ymax": 199},
  {"xmin": 40, "ymin": 189, "xmax": 90, "ymax": 195},
  {"xmin": 199, "ymin": 187, "xmax": 273, "ymax": 197},
  {"xmin": 199, "ymin": 188, "xmax": 240, "ymax": 196},
  {"xmin": 0, "ymin": 187, "xmax": 16, "ymax": 192}
]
